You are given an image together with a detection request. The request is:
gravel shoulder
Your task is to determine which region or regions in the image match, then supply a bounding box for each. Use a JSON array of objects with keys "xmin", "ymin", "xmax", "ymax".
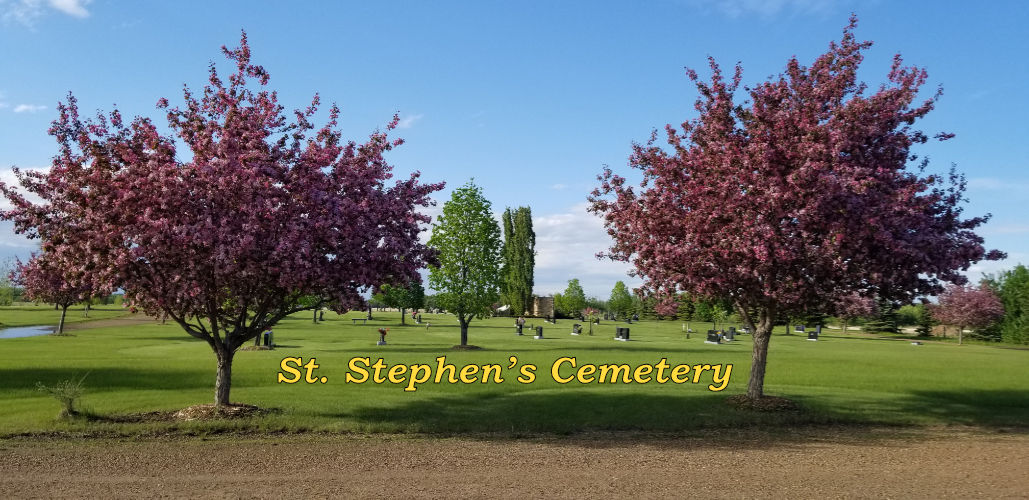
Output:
[{"xmin": 2, "ymin": 428, "xmax": 1027, "ymax": 499}]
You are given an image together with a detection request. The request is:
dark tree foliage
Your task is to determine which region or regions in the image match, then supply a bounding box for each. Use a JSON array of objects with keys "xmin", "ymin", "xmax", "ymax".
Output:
[{"xmin": 500, "ymin": 206, "xmax": 535, "ymax": 315}]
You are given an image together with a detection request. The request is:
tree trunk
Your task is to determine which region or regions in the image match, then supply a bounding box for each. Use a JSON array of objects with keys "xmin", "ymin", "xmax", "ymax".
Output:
[
  {"xmin": 312, "ymin": 308, "xmax": 318, "ymax": 323},
  {"xmin": 737, "ymin": 303, "xmax": 775, "ymax": 400},
  {"xmin": 842, "ymin": 319, "xmax": 848, "ymax": 333},
  {"xmin": 367, "ymin": 304, "xmax": 372, "ymax": 320},
  {"xmin": 215, "ymin": 349, "xmax": 234, "ymax": 406},
  {"xmin": 57, "ymin": 304, "xmax": 68, "ymax": 335},
  {"xmin": 958, "ymin": 325, "xmax": 964, "ymax": 345},
  {"xmin": 401, "ymin": 308, "xmax": 406, "ymax": 325},
  {"xmin": 748, "ymin": 324, "xmax": 772, "ymax": 399},
  {"xmin": 459, "ymin": 316, "xmax": 468, "ymax": 345}
]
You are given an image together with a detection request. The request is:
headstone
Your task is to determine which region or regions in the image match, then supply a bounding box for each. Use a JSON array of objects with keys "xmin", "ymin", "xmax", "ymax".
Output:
[
  {"xmin": 816, "ymin": 324, "xmax": 822, "ymax": 335},
  {"xmin": 807, "ymin": 330, "xmax": 818, "ymax": 341},
  {"xmin": 795, "ymin": 324, "xmax": 805, "ymax": 333},
  {"xmin": 705, "ymin": 330, "xmax": 720, "ymax": 344},
  {"xmin": 534, "ymin": 326, "xmax": 544, "ymax": 339},
  {"xmin": 377, "ymin": 333, "xmax": 387, "ymax": 346},
  {"xmin": 725, "ymin": 327, "xmax": 735, "ymax": 340},
  {"xmin": 516, "ymin": 324, "xmax": 523, "ymax": 336},
  {"xmin": 572, "ymin": 324, "xmax": 581, "ymax": 335},
  {"xmin": 418, "ymin": 314, "xmax": 422, "ymax": 323},
  {"xmin": 263, "ymin": 330, "xmax": 274, "ymax": 346}
]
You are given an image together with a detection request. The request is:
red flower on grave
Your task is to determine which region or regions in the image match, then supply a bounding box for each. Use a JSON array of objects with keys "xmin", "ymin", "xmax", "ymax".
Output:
[{"xmin": 378, "ymin": 327, "xmax": 389, "ymax": 336}]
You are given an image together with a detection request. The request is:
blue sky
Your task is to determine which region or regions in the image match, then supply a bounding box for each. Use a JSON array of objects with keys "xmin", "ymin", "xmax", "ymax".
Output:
[{"xmin": 1, "ymin": 0, "xmax": 1026, "ymax": 299}]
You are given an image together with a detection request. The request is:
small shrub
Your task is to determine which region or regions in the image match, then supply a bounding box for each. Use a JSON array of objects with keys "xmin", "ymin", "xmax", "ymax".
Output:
[{"xmin": 36, "ymin": 374, "xmax": 88, "ymax": 419}]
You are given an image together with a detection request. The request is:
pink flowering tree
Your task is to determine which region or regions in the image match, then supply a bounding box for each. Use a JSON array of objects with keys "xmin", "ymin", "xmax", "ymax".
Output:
[
  {"xmin": 588, "ymin": 17, "xmax": 1004, "ymax": 400},
  {"xmin": 932, "ymin": 284, "xmax": 1004, "ymax": 345},
  {"xmin": 834, "ymin": 293, "xmax": 878, "ymax": 333},
  {"xmin": 13, "ymin": 254, "xmax": 106, "ymax": 335},
  {"xmin": 582, "ymin": 307, "xmax": 600, "ymax": 335},
  {"xmin": 0, "ymin": 33, "xmax": 443, "ymax": 406},
  {"xmin": 654, "ymin": 297, "xmax": 679, "ymax": 319}
]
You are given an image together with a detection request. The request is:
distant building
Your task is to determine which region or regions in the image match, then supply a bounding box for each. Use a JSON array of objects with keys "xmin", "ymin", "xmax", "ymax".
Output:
[{"xmin": 531, "ymin": 296, "xmax": 554, "ymax": 318}]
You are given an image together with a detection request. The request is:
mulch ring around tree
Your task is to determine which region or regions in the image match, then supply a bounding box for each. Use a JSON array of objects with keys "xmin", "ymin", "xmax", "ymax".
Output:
[
  {"xmin": 724, "ymin": 395, "xmax": 800, "ymax": 412},
  {"xmin": 100, "ymin": 404, "xmax": 275, "ymax": 423},
  {"xmin": 238, "ymin": 345, "xmax": 274, "ymax": 351},
  {"xmin": 451, "ymin": 345, "xmax": 483, "ymax": 350}
]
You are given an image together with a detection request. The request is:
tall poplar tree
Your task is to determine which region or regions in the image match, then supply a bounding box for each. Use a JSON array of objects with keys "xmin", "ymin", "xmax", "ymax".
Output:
[{"xmin": 501, "ymin": 206, "xmax": 535, "ymax": 315}]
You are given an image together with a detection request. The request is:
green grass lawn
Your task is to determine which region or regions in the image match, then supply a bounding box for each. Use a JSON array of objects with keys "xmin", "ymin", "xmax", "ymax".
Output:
[
  {"xmin": 1, "ymin": 309, "xmax": 1027, "ymax": 436},
  {"xmin": 0, "ymin": 305, "xmax": 130, "ymax": 329}
]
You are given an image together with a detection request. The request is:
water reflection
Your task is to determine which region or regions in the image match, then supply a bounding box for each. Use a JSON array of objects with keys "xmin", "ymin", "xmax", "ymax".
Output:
[{"xmin": 0, "ymin": 326, "xmax": 56, "ymax": 338}]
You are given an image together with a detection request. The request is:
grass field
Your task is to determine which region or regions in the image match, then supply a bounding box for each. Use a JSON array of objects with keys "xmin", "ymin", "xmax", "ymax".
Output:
[
  {"xmin": 1, "ymin": 308, "xmax": 1027, "ymax": 436},
  {"xmin": 0, "ymin": 304, "xmax": 130, "ymax": 329}
]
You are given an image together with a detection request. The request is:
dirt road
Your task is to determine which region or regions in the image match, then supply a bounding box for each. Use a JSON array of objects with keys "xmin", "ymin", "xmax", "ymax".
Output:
[{"xmin": 2, "ymin": 429, "xmax": 1027, "ymax": 499}]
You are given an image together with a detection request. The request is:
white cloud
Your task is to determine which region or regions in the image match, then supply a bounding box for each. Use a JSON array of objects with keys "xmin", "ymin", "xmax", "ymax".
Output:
[
  {"xmin": 0, "ymin": 103, "xmax": 8, "ymax": 109},
  {"xmin": 0, "ymin": 166, "xmax": 49, "ymax": 211},
  {"xmin": 47, "ymin": 0, "xmax": 88, "ymax": 17},
  {"xmin": 531, "ymin": 202, "xmax": 643, "ymax": 298},
  {"xmin": 396, "ymin": 114, "xmax": 423, "ymax": 129},
  {"xmin": 550, "ymin": 184, "xmax": 565, "ymax": 190},
  {"xmin": 685, "ymin": 0, "xmax": 837, "ymax": 18},
  {"xmin": 13, "ymin": 104, "xmax": 46, "ymax": 113},
  {"xmin": 2, "ymin": 0, "xmax": 90, "ymax": 26},
  {"xmin": 418, "ymin": 200, "xmax": 643, "ymax": 298},
  {"xmin": 965, "ymin": 253, "xmax": 1028, "ymax": 284}
]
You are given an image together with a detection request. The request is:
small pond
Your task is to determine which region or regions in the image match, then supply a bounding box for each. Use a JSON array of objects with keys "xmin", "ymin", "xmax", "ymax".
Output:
[{"xmin": 0, "ymin": 326, "xmax": 56, "ymax": 338}]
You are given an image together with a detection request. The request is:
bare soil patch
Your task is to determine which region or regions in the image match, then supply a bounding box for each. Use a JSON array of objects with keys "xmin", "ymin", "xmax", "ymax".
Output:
[{"xmin": 1, "ymin": 429, "xmax": 1027, "ymax": 498}]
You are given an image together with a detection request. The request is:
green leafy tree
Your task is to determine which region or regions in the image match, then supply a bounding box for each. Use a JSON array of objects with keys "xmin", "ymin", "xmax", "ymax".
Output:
[
  {"xmin": 914, "ymin": 303, "xmax": 935, "ymax": 337},
  {"xmin": 865, "ymin": 297, "xmax": 899, "ymax": 333},
  {"xmin": 423, "ymin": 293, "xmax": 437, "ymax": 313},
  {"xmin": 0, "ymin": 258, "xmax": 15, "ymax": 307},
  {"xmin": 427, "ymin": 181, "xmax": 503, "ymax": 345},
  {"xmin": 561, "ymin": 279, "xmax": 587, "ymax": 318},
  {"xmin": 609, "ymin": 281, "xmax": 632, "ymax": 318},
  {"xmin": 896, "ymin": 305, "xmax": 921, "ymax": 326},
  {"xmin": 693, "ymin": 300, "xmax": 714, "ymax": 323},
  {"xmin": 585, "ymin": 296, "xmax": 607, "ymax": 312},
  {"xmin": 552, "ymin": 292, "xmax": 565, "ymax": 317},
  {"xmin": 984, "ymin": 265, "xmax": 1029, "ymax": 344},
  {"xmin": 379, "ymin": 279, "xmax": 425, "ymax": 324},
  {"xmin": 676, "ymin": 293, "xmax": 695, "ymax": 322},
  {"xmin": 500, "ymin": 206, "xmax": 536, "ymax": 315},
  {"xmin": 639, "ymin": 295, "xmax": 657, "ymax": 320}
]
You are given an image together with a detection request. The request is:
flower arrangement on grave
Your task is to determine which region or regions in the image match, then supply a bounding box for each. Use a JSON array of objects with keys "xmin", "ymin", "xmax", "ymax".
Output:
[{"xmin": 378, "ymin": 327, "xmax": 388, "ymax": 337}]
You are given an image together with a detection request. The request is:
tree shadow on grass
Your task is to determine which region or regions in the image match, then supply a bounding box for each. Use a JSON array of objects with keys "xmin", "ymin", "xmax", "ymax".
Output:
[
  {"xmin": 891, "ymin": 390, "xmax": 1029, "ymax": 428},
  {"xmin": 341, "ymin": 391, "xmax": 830, "ymax": 436},
  {"xmin": 339, "ymin": 389, "xmax": 1029, "ymax": 437},
  {"xmin": 0, "ymin": 367, "xmax": 210, "ymax": 391}
]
